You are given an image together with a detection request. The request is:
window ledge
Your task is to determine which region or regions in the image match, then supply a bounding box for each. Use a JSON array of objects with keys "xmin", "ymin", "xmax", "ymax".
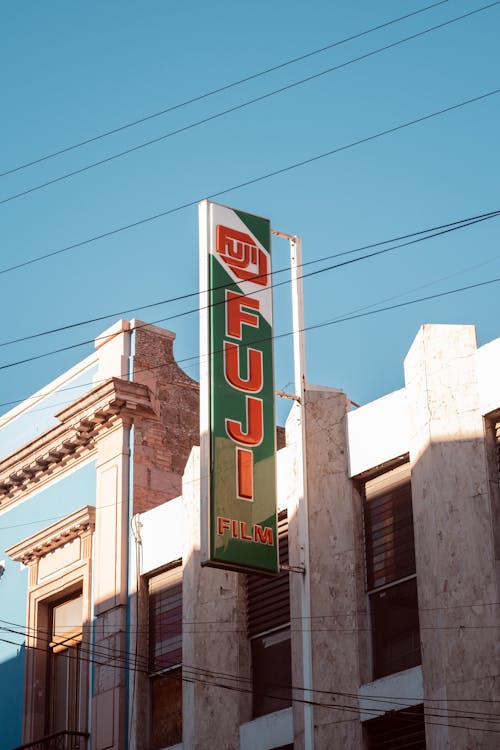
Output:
[
  {"xmin": 358, "ymin": 665, "xmax": 423, "ymax": 722},
  {"xmin": 240, "ymin": 706, "xmax": 293, "ymax": 750}
]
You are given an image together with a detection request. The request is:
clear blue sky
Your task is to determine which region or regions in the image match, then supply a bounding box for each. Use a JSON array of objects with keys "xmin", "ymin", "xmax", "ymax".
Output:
[{"xmin": 1, "ymin": 0, "xmax": 498, "ymax": 423}]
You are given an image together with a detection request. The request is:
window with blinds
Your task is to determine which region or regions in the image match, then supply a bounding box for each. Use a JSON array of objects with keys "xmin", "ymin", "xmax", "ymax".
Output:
[
  {"xmin": 363, "ymin": 464, "xmax": 421, "ymax": 679},
  {"xmin": 148, "ymin": 563, "xmax": 182, "ymax": 750},
  {"xmin": 364, "ymin": 704, "xmax": 426, "ymax": 749},
  {"xmin": 364, "ymin": 465, "xmax": 416, "ymax": 590},
  {"xmin": 247, "ymin": 512, "xmax": 292, "ymax": 718},
  {"xmin": 149, "ymin": 563, "xmax": 182, "ymax": 673}
]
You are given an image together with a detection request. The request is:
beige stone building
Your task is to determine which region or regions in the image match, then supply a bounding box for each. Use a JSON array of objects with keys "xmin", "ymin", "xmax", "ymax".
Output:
[{"xmin": 1, "ymin": 320, "xmax": 499, "ymax": 749}]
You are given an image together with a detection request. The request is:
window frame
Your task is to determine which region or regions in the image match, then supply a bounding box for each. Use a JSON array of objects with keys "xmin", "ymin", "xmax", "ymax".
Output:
[
  {"xmin": 147, "ymin": 560, "xmax": 183, "ymax": 750},
  {"xmin": 362, "ymin": 464, "xmax": 421, "ymax": 680},
  {"xmin": 247, "ymin": 511, "xmax": 292, "ymax": 718},
  {"xmin": 6, "ymin": 506, "xmax": 94, "ymax": 745}
]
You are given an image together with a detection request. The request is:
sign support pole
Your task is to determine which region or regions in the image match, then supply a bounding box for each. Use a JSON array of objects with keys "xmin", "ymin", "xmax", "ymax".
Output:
[
  {"xmin": 273, "ymin": 230, "xmax": 314, "ymax": 750},
  {"xmin": 290, "ymin": 235, "xmax": 314, "ymax": 750}
]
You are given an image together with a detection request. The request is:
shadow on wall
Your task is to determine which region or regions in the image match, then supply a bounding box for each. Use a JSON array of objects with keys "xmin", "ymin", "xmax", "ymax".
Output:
[{"xmin": 0, "ymin": 645, "xmax": 25, "ymax": 750}]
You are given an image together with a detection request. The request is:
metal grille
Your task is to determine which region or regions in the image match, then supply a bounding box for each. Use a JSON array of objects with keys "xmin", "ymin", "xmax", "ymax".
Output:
[
  {"xmin": 247, "ymin": 513, "xmax": 289, "ymax": 639},
  {"xmin": 149, "ymin": 563, "xmax": 182, "ymax": 673},
  {"xmin": 365, "ymin": 704, "xmax": 426, "ymax": 749},
  {"xmin": 12, "ymin": 731, "xmax": 89, "ymax": 750},
  {"xmin": 364, "ymin": 476, "xmax": 415, "ymax": 590}
]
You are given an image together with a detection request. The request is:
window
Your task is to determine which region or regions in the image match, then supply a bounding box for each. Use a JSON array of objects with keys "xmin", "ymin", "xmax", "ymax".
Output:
[
  {"xmin": 148, "ymin": 563, "xmax": 182, "ymax": 750},
  {"xmin": 47, "ymin": 594, "xmax": 84, "ymax": 738},
  {"xmin": 6, "ymin": 506, "xmax": 94, "ymax": 748},
  {"xmin": 363, "ymin": 465, "xmax": 421, "ymax": 679},
  {"xmin": 247, "ymin": 512, "xmax": 291, "ymax": 718},
  {"xmin": 364, "ymin": 704, "xmax": 426, "ymax": 749}
]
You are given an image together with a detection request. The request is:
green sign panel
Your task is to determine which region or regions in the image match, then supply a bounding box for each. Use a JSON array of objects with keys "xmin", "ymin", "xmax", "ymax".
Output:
[{"xmin": 200, "ymin": 201, "xmax": 278, "ymax": 574}]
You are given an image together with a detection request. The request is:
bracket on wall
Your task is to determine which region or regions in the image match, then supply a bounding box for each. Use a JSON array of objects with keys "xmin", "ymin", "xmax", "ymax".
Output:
[
  {"xmin": 276, "ymin": 390, "xmax": 301, "ymax": 402},
  {"xmin": 281, "ymin": 563, "xmax": 306, "ymax": 574}
]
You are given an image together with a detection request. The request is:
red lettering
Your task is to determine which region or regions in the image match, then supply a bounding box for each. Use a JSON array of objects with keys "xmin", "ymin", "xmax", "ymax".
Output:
[
  {"xmin": 216, "ymin": 225, "xmax": 268, "ymax": 286},
  {"xmin": 225, "ymin": 397, "xmax": 263, "ymax": 446},
  {"xmin": 240, "ymin": 521, "xmax": 253, "ymax": 541},
  {"xmin": 226, "ymin": 291, "xmax": 260, "ymax": 341},
  {"xmin": 254, "ymin": 525, "xmax": 274, "ymax": 545},
  {"xmin": 232, "ymin": 519, "xmax": 239, "ymax": 538},
  {"xmin": 236, "ymin": 447, "xmax": 253, "ymax": 501},
  {"xmin": 224, "ymin": 342, "xmax": 263, "ymax": 393},
  {"xmin": 217, "ymin": 517, "xmax": 231, "ymax": 535}
]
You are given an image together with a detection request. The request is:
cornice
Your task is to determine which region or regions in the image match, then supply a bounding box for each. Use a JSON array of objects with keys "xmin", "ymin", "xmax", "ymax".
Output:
[
  {"xmin": 0, "ymin": 377, "xmax": 154, "ymax": 507},
  {"xmin": 6, "ymin": 505, "xmax": 96, "ymax": 565}
]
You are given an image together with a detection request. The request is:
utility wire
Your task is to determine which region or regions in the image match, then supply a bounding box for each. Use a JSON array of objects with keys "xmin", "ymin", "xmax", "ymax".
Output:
[
  {"xmin": 3, "ymin": 628, "xmax": 497, "ymax": 734},
  {"xmin": 1, "ymin": 85, "xmax": 499, "ymax": 278},
  {"xmin": 0, "ymin": 629, "xmax": 499, "ymax": 732},
  {"xmin": 1, "ymin": 207, "xmax": 497, "ymax": 349},
  {"xmin": 0, "ymin": 623, "xmax": 499, "ymax": 724},
  {"xmin": 0, "ymin": 229, "xmax": 499, "ymax": 414},
  {"xmin": 0, "ymin": 1, "xmax": 448, "ymax": 178},
  {"xmin": 0, "ymin": 210, "xmax": 497, "ymax": 373},
  {"xmin": 1, "ymin": 2, "xmax": 497, "ymax": 207}
]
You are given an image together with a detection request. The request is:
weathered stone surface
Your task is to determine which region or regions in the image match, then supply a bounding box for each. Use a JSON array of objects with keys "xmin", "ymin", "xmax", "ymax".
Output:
[
  {"xmin": 405, "ymin": 324, "xmax": 500, "ymax": 749},
  {"xmin": 131, "ymin": 321, "xmax": 199, "ymax": 514}
]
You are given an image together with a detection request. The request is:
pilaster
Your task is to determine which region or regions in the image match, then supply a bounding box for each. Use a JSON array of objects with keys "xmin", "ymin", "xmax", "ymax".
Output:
[
  {"xmin": 181, "ymin": 447, "xmax": 245, "ymax": 750},
  {"xmin": 404, "ymin": 324, "xmax": 500, "ymax": 748},
  {"xmin": 289, "ymin": 388, "xmax": 365, "ymax": 748},
  {"xmin": 92, "ymin": 419, "xmax": 131, "ymax": 750}
]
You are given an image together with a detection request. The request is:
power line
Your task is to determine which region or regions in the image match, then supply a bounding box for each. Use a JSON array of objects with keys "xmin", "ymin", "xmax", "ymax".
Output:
[
  {"xmin": 1, "ymin": 2, "xmax": 498, "ymax": 207},
  {"xmin": 0, "ymin": 211, "xmax": 497, "ymax": 373},
  {"xmin": 0, "ymin": 218, "xmax": 498, "ymax": 415},
  {"xmin": 1, "ymin": 85, "xmax": 499, "ymax": 278},
  {"xmin": 0, "ymin": 630, "xmax": 499, "ymax": 734},
  {"xmin": 0, "ymin": 1, "xmax": 448, "ymax": 179},
  {"xmin": 1, "ymin": 207, "xmax": 497, "ymax": 349},
  {"xmin": 0, "ymin": 265, "xmax": 499, "ymax": 418},
  {"xmin": 1, "ymin": 622, "xmax": 499, "ymax": 723},
  {"xmin": 4, "ymin": 627, "xmax": 497, "ymax": 733}
]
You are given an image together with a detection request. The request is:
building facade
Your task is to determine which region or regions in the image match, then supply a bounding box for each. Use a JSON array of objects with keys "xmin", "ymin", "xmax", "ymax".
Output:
[{"xmin": 1, "ymin": 321, "xmax": 499, "ymax": 749}]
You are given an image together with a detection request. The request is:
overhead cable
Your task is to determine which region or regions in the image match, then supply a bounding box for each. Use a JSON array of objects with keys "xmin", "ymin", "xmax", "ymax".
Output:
[
  {"xmin": 0, "ymin": 1, "xmax": 448, "ymax": 178},
  {"xmin": 2, "ymin": 85, "xmax": 499, "ymax": 277},
  {"xmin": 1, "ymin": 2, "xmax": 498, "ymax": 207}
]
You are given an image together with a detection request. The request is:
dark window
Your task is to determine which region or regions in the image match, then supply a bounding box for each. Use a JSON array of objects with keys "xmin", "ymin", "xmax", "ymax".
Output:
[
  {"xmin": 364, "ymin": 480, "xmax": 415, "ymax": 590},
  {"xmin": 247, "ymin": 513, "xmax": 292, "ymax": 718},
  {"xmin": 363, "ymin": 465, "xmax": 421, "ymax": 679},
  {"xmin": 148, "ymin": 564, "xmax": 182, "ymax": 750},
  {"xmin": 364, "ymin": 704, "xmax": 426, "ymax": 749},
  {"xmin": 371, "ymin": 578, "xmax": 421, "ymax": 678}
]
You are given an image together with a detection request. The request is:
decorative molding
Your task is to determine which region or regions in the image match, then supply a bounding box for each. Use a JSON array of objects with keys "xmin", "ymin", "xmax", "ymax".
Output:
[
  {"xmin": 0, "ymin": 377, "xmax": 154, "ymax": 507},
  {"xmin": 6, "ymin": 505, "xmax": 96, "ymax": 565}
]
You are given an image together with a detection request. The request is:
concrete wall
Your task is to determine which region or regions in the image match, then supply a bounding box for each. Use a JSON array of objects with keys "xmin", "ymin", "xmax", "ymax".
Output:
[
  {"xmin": 404, "ymin": 324, "xmax": 500, "ymax": 749},
  {"xmin": 347, "ymin": 387, "xmax": 409, "ymax": 477},
  {"xmin": 289, "ymin": 387, "xmax": 365, "ymax": 749}
]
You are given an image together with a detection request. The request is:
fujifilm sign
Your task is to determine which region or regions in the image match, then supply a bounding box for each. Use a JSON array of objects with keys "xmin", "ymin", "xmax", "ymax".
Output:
[{"xmin": 199, "ymin": 200, "xmax": 278, "ymax": 574}]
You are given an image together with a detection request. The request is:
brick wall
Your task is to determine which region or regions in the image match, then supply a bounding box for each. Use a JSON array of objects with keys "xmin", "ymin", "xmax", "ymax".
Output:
[{"xmin": 132, "ymin": 322, "xmax": 199, "ymax": 514}]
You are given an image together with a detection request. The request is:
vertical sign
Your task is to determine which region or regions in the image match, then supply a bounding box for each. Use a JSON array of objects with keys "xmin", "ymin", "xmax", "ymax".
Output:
[{"xmin": 199, "ymin": 200, "xmax": 278, "ymax": 574}]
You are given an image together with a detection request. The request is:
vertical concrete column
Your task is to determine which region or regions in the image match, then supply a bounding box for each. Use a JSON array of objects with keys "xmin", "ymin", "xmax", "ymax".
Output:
[
  {"xmin": 182, "ymin": 448, "xmax": 247, "ymax": 750},
  {"xmin": 92, "ymin": 420, "xmax": 131, "ymax": 750},
  {"xmin": 288, "ymin": 388, "xmax": 365, "ymax": 749},
  {"xmin": 404, "ymin": 324, "xmax": 500, "ymax": 749}
]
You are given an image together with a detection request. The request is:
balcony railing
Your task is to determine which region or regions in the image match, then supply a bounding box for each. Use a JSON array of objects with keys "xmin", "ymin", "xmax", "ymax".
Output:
[{"xmin": 12, "ymin": 731, "xmax": 89, "ymax": 750}]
